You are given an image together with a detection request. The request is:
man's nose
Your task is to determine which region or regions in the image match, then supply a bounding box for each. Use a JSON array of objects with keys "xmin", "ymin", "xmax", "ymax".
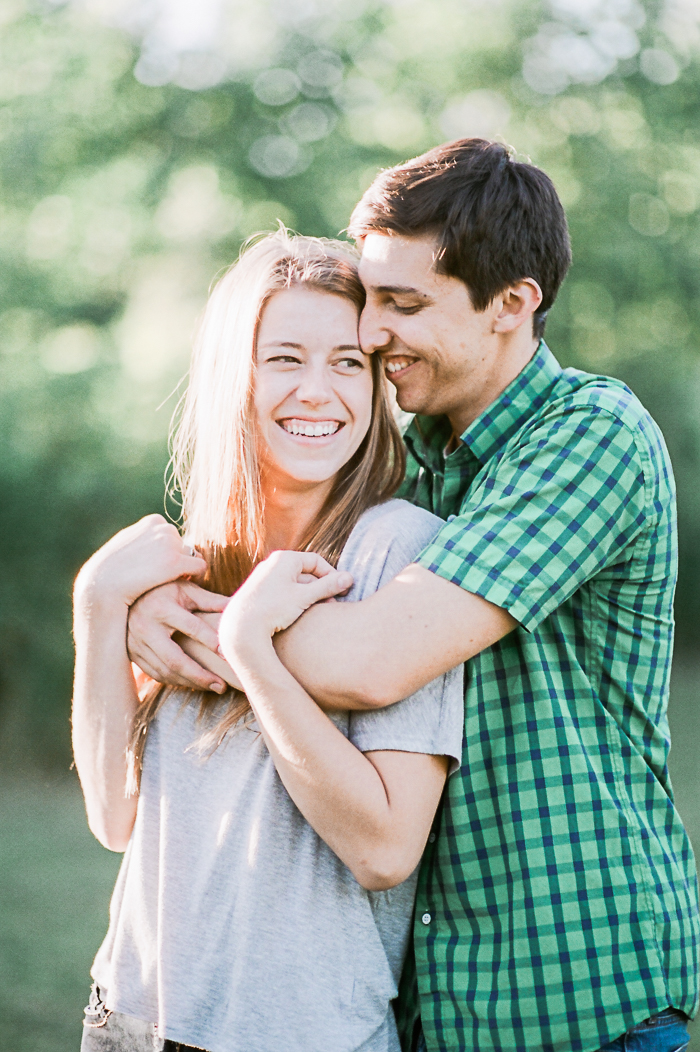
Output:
[{"xmin": 359, "ymin": 304, "xmax": 392, "ymax": 355}]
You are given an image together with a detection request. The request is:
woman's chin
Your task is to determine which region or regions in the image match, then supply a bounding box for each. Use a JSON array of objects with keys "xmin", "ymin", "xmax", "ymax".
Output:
[{"xmin": 263, "ymin": 456, "xmax": 345, "ymax": 491}]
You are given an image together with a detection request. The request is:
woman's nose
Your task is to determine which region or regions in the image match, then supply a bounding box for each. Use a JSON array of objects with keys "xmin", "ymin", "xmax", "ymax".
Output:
[{"xmin": 296, "ymin": 364, "xmax": 333, "ymax": 405}]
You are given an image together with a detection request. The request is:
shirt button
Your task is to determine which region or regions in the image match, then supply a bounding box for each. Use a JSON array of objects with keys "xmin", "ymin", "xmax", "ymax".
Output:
[
  {"xmin": 421, "ymin": 912, "xmax": 432, "ymax": 925},
  {"xmin": 428, "ymin": 833, "xmax": 436, "ymax": 843}
]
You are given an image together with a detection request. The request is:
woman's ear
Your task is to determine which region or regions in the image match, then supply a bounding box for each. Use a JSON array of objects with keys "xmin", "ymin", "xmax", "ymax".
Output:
[{"xmin": 492, "ymin": 279, "xmax": 543, "ymax": 334}]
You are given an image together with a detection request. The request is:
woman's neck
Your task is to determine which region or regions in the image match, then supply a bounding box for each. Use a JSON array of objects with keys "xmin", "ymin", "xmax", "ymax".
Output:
[{"xmin": 261, "ymin": 475, "xmax": 334, "ymax": 554}]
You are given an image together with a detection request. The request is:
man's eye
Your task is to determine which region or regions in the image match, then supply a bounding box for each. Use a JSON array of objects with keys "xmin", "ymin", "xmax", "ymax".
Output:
[{"xmin": 392, "ymin": 303, "xmax": 423, "ymax": 315}]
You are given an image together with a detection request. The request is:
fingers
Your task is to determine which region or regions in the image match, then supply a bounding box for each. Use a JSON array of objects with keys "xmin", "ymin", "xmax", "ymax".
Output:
[
  {"xmin": 284, "ymin": 551, "xmax": 337, "ymax": 579},
  {"xmin": 179, "ymin": 581, "xmax": 230, "ymax": 611},
  {"xmin": 298, "ymin": 569, "xmax": 354, "ymax": 608},
  {"xmin": 169, "ymin": 609, "xmax": 221, "ymax": 652},
  {"xmin": 143, "ymin": 635, "xmax": 227, "ymax": 693},
  {"xmin": 127, "ymin": 597, "xmax": 226, "ymax": 693},
  {"xmin": 181, "ymin": 553, "xmax": 208, "ymax": 578}
]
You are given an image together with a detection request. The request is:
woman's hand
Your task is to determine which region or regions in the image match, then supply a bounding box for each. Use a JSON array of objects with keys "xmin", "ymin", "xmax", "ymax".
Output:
[
  {"xmin": 219, "ymin": 551, "xmax": 353, "ymax": 668},
  {"xmin": 75, "ymin": 514, "xmax": 206, "ymax": 611}
]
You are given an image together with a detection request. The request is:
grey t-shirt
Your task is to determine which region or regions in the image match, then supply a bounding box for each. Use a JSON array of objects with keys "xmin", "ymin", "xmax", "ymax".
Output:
[{"xmin": 92, "ymin": 500, "xmax": 464, "ymax": 1052}]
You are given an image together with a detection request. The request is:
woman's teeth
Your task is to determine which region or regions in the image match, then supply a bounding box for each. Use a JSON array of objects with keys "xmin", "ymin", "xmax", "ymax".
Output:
[
  {"xmin": 281, "ymin": 419, "xmax": 341, "ymax": 437},
  {"xmin": 385, "ymin": 360, "xmax": 411, "ymax": 374}
]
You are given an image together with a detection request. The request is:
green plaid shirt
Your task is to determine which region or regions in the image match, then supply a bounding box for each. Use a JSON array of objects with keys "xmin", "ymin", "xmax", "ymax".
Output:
[{"xmin": 397, "ymin": 343, "xmax": 699, "ymax": 1052}]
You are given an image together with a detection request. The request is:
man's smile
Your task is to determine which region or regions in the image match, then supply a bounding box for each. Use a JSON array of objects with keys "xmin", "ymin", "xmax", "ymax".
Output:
[{"xmin": 383, "ymin": 357, "xmax": 418, "ymax": 378}]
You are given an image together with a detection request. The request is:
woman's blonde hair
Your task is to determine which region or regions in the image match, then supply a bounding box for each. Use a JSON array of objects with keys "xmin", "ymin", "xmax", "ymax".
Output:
[{"xmin": 128, "ymin": 227, "xmax": 405, "ymax": 787}]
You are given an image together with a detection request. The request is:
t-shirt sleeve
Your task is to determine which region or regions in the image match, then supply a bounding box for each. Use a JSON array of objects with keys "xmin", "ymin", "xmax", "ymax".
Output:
[
  {"xmin": 341, "ymin": 502, "xmax": 464, "ymax": 774},
  {"xmin": 415, "ymin": 403, "xmax": 650, "ymax": 632},
  {"xmin": 348, "ymin": 665, "xmax": 464, "ymax": 775}
]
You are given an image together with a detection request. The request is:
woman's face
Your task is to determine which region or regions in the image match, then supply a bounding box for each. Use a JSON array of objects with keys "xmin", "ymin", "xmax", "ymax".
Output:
[{"xmin": 254, "ymin": 286, "xmax": 373, "ymax": 491}]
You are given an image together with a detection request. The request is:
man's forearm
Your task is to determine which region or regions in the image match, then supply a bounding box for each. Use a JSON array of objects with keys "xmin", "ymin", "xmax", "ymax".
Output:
[{"xmin": 274, "ymin": 563, "xmax": 516, "ymax": 710}]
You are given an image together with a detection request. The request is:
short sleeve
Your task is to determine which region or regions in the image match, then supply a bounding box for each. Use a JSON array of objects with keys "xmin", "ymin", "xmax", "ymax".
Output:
[
  {"xmin": 338, "ymin": 500, "xmax": 465, "ymax": 773},
  {"xmin": 348, "ymin": 665, "xmax": 464, "ymax": 775},
  {"xmin": 416, "ymin": 404, "xmax": 650, "ymax": 632}
]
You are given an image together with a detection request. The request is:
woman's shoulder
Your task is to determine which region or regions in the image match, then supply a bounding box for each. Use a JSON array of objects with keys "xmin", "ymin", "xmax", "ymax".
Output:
[
  {"xmin": 349, "ymin": 498, "xmax": 443, "ymax": 546},
  {"xmin": 337, "ymin": 499, "xmax": 444, "ymax": 601}
]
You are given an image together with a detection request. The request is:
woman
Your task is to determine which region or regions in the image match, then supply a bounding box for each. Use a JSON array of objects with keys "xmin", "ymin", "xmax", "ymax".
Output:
[{"xmin": 72, "ymin": 229, "xmax": 464, "ymax": 1052}]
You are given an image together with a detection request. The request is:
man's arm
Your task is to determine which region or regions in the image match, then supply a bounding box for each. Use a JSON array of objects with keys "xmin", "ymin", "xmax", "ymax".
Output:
[
  {"xmin": 127, "ymin": 562, "xmax": 513, "ymax": 710},
  {"xmin": 275, "ymin": 563, "xmax": 516, "ymax": 710}
]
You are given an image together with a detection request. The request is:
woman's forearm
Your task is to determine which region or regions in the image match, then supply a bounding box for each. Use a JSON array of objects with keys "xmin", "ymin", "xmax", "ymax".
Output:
[
  {"xmin": 72, "ymin": 578, "xmax": 139, "ymax": 852},
  {"xmin": 228, "ymin": 638, "xmax": 443, "ymax": 891},
  {"xmin": 216, "ymin": 551, "xmax": 447, "ymax": 888},
  {"xmin": 236, "ymin": 647, "xmax": 396, "ymax": 888}
]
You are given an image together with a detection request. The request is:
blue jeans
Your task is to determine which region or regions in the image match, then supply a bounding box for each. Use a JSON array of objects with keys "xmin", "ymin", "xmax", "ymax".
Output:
[
  {"xmin": 81, "ymin": 984, "xmax": 206, "ymax": 1052},
  {"xmin": 597, "ymin": 1008, "xmax": 689, "ymax": 1052},
  {"xmin": 414, "ymin": 1009, "xmax": 689, "ymax": 1052}
]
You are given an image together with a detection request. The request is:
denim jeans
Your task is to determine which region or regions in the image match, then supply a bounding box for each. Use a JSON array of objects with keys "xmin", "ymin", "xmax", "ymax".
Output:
[
  {"xmin": 597, "ymin": 1008, "xmax": 689, "ymax": 1052},
  {"xmin": 80, "ymin": 984, "xmax": 207, "ymax": 1052},
  {"xmin": 413, "ymin": 1009, "xmax": 689, "ymax": 1052}
]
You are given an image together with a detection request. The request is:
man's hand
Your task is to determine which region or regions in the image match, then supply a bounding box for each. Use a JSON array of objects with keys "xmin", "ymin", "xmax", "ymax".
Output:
[{"xmin": 127, "ymin": 580, "xmax": 230, "ymax": 693}]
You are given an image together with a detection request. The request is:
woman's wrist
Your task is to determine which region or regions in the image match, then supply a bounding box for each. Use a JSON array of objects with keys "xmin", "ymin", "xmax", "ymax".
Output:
[
  {"xmin": 219, "ymin": 622, "xmax": 274, "ymax": 677},
  {"xmin": 74, "ymin": 562, "xmax": 131, "ymax": 618}
]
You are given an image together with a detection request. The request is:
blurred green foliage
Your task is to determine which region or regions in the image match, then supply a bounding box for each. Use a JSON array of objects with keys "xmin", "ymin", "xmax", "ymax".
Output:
[{"xmin": 1, "ymin": 0, "xmax": 700, "ymax": 770}]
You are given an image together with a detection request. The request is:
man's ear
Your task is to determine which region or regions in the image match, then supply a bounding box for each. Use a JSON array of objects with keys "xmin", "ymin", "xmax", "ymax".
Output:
[{"xmin": 492, "ymin": 279, "xmax": 543, "ymax": 334}]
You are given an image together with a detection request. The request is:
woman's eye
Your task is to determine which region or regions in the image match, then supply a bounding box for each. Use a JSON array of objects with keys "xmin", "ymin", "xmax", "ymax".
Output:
[
  {"xmin": 335, "ymin": 357, "xmax": 363, "ymax": 370},
  {"xmin": 267, "ymin": 355, "xmax": 301, "ymax": 365}
]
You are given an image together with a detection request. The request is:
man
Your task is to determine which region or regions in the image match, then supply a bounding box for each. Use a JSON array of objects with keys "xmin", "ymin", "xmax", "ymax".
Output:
[{"xmin": 127, "ymin": 139, "xmax": 699, "ymax": 1052}]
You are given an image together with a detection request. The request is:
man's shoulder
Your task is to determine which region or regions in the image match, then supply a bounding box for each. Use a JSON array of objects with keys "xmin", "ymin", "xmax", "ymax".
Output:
[{"xmin": 551, "ymin": 367, "xmax": 652, "ymax": 428}]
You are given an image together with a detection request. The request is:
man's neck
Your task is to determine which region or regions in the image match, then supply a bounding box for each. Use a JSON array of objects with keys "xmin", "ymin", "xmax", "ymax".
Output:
[{"xmin": 447, "ymin": 335, "xmax": 540, "ymax": 438}]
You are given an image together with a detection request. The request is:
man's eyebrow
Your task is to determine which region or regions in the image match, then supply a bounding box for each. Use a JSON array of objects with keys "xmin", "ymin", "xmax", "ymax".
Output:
[{"xmin": 370, "ymin": 284, "xmax": 433, "ymax": 299}]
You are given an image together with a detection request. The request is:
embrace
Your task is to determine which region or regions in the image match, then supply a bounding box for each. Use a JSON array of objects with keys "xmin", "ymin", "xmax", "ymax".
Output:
[{"xmin": 72, "ymin": 139, "xmax": 699, "ymax": 1052}]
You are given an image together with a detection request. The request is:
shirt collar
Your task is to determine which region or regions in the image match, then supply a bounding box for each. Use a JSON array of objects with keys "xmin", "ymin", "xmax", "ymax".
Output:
[{"xmin": 404, "ymin": 341, "xmax": 562, "ymax": 470}]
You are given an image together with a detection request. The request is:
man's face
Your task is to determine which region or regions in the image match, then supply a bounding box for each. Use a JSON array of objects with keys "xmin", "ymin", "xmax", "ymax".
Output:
[{"xmin": 358, "ymin": 231, "xmax": 496, "ymax": 427}]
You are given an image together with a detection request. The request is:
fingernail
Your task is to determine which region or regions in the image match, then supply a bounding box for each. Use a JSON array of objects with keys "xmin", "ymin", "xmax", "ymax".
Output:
[
  {"xmin": 217, "ymin": 645, "xmax": 224, "ymax": 657},
  {"xmin": 211, "ymin": 683, "xmax": 226, "ymax": 694}
]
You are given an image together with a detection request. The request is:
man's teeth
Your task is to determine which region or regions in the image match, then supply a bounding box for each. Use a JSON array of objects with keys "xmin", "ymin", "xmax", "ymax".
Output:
[
  {"xmin": 282, "ymin": 419, "xmax": 341, "ymax": 437},
  {"xmin": 386, "ymin": 360, "xmax": 411, "ymax": 374}
]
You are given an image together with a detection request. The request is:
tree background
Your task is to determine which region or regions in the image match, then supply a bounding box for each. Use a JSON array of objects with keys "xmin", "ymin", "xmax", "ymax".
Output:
[{"xmin": 1, "ymin": 0, "xmax": 699, "ymax": 1047}]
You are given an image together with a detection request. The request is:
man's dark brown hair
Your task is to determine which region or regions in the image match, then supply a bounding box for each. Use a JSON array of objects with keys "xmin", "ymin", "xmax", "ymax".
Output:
[{"xmin": 348, "ymin": 138, "xmax": 572, "ymax": 339}]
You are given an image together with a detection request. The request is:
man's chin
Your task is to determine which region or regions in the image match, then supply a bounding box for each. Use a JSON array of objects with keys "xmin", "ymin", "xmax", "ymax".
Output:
[{"xmin": 394, "ymin": 387, "xmax": 432, "ymax": 417}]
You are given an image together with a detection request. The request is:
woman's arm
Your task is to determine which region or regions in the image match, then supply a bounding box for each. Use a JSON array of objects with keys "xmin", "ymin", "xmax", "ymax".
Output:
[
  {"xmin": 218, "ymin": 551, "xmax": 450, "ymax": 890},
  {"xmin": 72, "ymin": 515, "xmax": 207, "ymax": 851}
]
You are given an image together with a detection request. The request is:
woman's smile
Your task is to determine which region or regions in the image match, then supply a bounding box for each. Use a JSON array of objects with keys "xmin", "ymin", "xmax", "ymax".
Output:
[
  {"xmin": 255, "ymin": 285, "xmax": 373, "ymax": 491},
  {"xmin": 277, "ymin": 417, "xmax": 345, "ymax": 439}
]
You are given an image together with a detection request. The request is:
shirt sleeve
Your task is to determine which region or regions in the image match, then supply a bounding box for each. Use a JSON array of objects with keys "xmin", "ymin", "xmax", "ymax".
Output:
[
  {"xmin": 348, "ymin": 665, "xmax": 464, "ymax": 775},
  {"xmin": 415, "ymin": 403, "xmax": 651, "ymax": 632}
]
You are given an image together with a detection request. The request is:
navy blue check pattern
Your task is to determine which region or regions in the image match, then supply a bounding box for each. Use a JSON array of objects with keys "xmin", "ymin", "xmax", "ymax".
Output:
[{"xmin": 396, "ymin": 343, "xmax": 699, "ymax": 1052}]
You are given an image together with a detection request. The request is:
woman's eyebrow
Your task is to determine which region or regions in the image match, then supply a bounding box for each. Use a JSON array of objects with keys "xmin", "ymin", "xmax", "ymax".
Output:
[
  {"xmin": 259, "ymin": 340, "xmax": 304, "ymax": 349},
  {"xmin": 335, "ymin": 344, "xmax": 362, "ymax": 351}
]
